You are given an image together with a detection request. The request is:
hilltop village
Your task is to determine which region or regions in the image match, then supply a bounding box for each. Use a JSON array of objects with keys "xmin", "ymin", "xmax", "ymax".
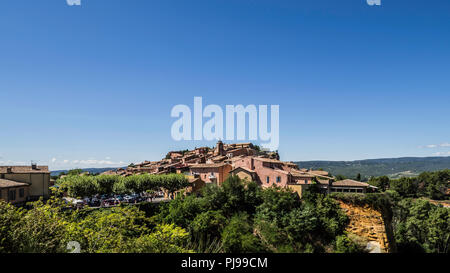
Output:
[
  {"xmin": 102, "ymin": 141, "xmax": 373, "ymax": 197},
  {"xmin": 0, "ymin": 141, "xmax": 375, "ymax": 206}
]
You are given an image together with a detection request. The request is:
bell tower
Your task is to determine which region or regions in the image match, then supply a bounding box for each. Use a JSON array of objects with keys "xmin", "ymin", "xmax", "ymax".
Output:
[{"xmin": 215, "ymin": 140, "xmax": 224, "ymax": 156}]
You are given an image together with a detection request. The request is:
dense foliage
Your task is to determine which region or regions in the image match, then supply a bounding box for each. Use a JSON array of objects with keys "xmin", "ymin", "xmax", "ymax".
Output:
[
  {"xmin": 2, "ymin": 173, "xmax": 449, "ymax": 253},
  {"xmin": 157, "ymin": 176, "xmax": 349, "ymax": 253},
  {"xmin": 368, "ymin": 170, "xmax": 450, "ymax": 200},
  {"xmin": 57, "ymin": 173, "xmax": 189, "ymax": 198},
  {"xmin": 393, "ymin": 198, "xmax": 450, "ymax": 253},
  {"xmin": 1, "ymin": 176, "xmax": 349, "ymax": 253},
  {"xmin": 0, "ymin": 199, "xmax": 191, "ymax": 253}
]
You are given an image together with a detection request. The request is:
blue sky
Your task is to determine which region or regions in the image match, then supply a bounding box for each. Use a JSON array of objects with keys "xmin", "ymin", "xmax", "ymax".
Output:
[{"xmin": 0, "ymin": 0, "xmax": 449, "ymax": 170}]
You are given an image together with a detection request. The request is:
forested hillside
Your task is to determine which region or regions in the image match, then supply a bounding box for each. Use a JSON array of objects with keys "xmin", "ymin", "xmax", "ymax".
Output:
[{"xmin": 295, "ymin": 157, "xmax": 450, "ymax": 179}]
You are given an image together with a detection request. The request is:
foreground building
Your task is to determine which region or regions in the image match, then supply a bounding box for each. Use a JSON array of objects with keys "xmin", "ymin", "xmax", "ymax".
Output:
[
  {"xmin": 229, "ymin": 155, "xmax": 336, "ymax": 197},
  {"xmin": 0, "ymin": 164, "xmax": 50, "ymax": 204},
  {"xmin": 323, "ymin": 179, "xmax": 376, "ymax": 194},
  {"xmin": 189, "ymin": 163, "xmax": 232, "ymax": 186},
  {"xmin": 0, "ymin": 179, "xmax": 30, "ymax": 205}
]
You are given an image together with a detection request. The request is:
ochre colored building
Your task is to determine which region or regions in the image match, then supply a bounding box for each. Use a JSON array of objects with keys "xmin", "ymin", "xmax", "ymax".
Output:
[
  {"xmin": 0, "ymin": 164, "xmax": 50, "ymax": 202},
  {"xmin": 189, "ymin": 163, "xmax": 232, "ymax": 186}
]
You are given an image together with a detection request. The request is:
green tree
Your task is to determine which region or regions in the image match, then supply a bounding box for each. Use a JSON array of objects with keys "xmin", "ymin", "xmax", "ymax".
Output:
[
  {"xmin": 0, "ymin": 201, "xmax": 22, "ymax": 253},
  {"xmin": 369, "ymin": 176, "xmax": 390, "ymax": 192},
  {"xmin": 10, "ymin": 199, "xmax": 69, "ymax": 253},
  {"xmin": 221, "ymin": 213, "xmax": 263, "ymax": 253},
  {"xmin": 335, "ymin": 234, "xmax": 364, "ymax": 253},
  {"xmin": 190, "ymin": 210, "xmax": 227, "ymax": 243},
  {"xmin": 96, "ymin": 175, "xmax": 121, "ymax": 195},
  {"xmin": 390, "ymin": 177, "xmax": 419, "ymax": 198},
  {"xmin": 132, "ymin": 224, "xmax": 191, "ymax": 253},
  {"xmin": 335, "ymin": 174, "xmax": 346, "ymax": 181},
  {"xmin": 68, "ymin": 206, "xmax": 151, "ymax": 253},
  {"xmin": 160, "ymin": 194, "xmax": 207, "ymax": 228},
  {"xmin": 162, "ymin": 174, "xmax": 190, "ymax": 199},
  {"xmin": 67, "ymin": 169, "xmax": 83, "ymax": 176},
  {"xmin": 394, "ymin": 199, "xmax": 450, "ymax": 253}
]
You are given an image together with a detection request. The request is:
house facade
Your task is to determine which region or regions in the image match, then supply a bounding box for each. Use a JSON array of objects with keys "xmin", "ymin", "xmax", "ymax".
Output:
[
  {"xmin": 0, "ymin": 179, "xmax": 30, "ymax": 205},
  {"xmin": 330, "ymin": 179, "xmax": 375, "ymax": 193},
  {"xmin": 231, "ymin": 156, "xmax": 317, "ymax": 187},
  {"xmin": 0, "ymin": 164, "xmax": 50, "ymax": 202},
  {"xmin": 189, "ymin": 163, "xmax": 232, "ymax": 186}
]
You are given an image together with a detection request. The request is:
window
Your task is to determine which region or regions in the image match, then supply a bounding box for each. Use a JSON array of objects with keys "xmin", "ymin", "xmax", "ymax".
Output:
[
  {"xmin": 19, "ymin": 188, "xmax": 25, "ymax": 198},
  {"xmin": 276, "ymin": 176, "xmax": 281, "ymax": 183},
  {"xmin": 266, "ymin": 176, "xmax": 270, "ymax": 183},
  {"xmin": 8, "ymin": 190, "xmax": 16, "ymax": 201}
]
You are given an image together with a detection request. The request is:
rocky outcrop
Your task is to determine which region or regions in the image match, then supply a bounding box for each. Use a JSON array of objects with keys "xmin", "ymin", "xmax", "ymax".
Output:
[{"xmin": 339, "ymin": 201, "xmax": 395, "ymax": 253}]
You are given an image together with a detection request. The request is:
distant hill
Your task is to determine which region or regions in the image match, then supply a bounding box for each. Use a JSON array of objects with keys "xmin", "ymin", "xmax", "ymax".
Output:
[
  {"xmin": 295, "ymin": 156, "xmax": 450, "ymax": 180},
  {"xmin": 50, "ymin": 167, "xmax": 121, "ymax": 176}
]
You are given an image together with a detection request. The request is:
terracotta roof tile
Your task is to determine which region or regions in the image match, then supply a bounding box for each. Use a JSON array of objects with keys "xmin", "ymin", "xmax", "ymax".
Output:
[
  {"xmin": 0, "ymin": 179, "xmax": 30, "ymax": 188},
  {"xmin": 253, "ymin": 157, "xmax": 284, "ymax": 163},
  {"xmin": 0, "ymin": 166, "xmax": 49, "ymax": 174},
  {"xmin": 189, "ymin": 163, "xmax": 230, "ymax": 168},
  {"xmin": 332, "ymin": 179, "xmax": 369, "ymax": 187}
]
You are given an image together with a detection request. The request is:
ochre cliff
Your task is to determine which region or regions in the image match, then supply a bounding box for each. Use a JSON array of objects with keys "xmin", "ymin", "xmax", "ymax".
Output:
[{"xmin": 338, "ymin": 201, "xmax": 393, "ymax": 253}]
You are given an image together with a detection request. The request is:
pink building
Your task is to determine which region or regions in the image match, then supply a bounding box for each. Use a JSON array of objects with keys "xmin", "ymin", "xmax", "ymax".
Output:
[{"xmin": 231, "ymin": 156, "xmax": 316, "ymax": 188}]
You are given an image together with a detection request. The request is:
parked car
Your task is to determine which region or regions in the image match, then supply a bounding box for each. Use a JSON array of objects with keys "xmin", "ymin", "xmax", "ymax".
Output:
[
  {"xmin": 73, "ymin": 200, "xmax": 85, "ymax": 209},
  {"xmin": 123, "ymin": 195, "xmax": 134, "ymax": 203},
  {"xmin": 90, "ymin": 197, "xmax": 101, "ymax": 207},
  {"xmin": 115, "ymin": 195, "xmax": 124, "ymax": 202},
  {"xmin": 101, "ymin": 198, "xmax": 117, "ymax": 207}
]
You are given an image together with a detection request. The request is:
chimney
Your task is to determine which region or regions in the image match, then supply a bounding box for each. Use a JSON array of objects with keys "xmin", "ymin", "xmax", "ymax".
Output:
[{"xmin": 31, "ymin": 163, "xmax": 37, "ymax": 170}]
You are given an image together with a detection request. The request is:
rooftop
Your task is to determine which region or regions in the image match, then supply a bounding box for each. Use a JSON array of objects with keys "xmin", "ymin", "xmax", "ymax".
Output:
[
  {"xmin": 290, "ymin": 170, "xmax": 316, "ymax": 178},
  {"xmin": 332, "ymin": 179, "xmax": 370, "ymax": 187},
  {"xmin": 189, "ymin": 163, "xmax": 230, "ymax": 168},
  {"xmin": 253, "ymin": 157, "xmax": 284, "ymax": 164},
  {"xmin": 0, "ymin": 179, "xmax": 30, "ymax": 189},
  {"xmin": 0, "ymin": 166, "xmax": 50, "ymax": 174}
]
